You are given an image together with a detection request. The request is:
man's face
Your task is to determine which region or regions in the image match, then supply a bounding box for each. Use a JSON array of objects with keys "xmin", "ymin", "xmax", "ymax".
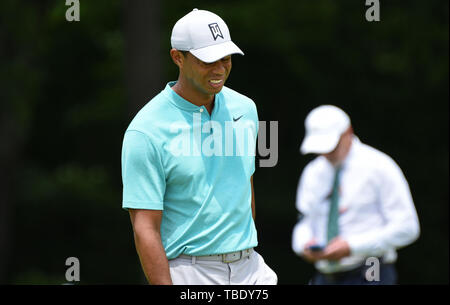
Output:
[
  {"xmin": 180, "ymin": 52, "xmax": 232, "ymax": 96},
  {"xmin": 322, "ymin": 128, "xmax": 353, "ymax": 166}
]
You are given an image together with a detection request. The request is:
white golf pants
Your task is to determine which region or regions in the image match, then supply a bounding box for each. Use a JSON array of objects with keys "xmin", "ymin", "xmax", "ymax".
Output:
[{"xmin": 169, "ymin": 250, "xmax": 278, "ymax": 285}]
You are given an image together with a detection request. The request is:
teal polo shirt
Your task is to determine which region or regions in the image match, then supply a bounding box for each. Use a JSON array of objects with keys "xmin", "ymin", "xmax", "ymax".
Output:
[{"xmin": 121, "ymin": 81, "xmax": 259, "ymax": 259}]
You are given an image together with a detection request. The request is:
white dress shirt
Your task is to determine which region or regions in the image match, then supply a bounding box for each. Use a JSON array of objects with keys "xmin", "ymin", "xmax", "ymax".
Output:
[{"xmin": 292, "ymin": 137, "xmax": 420, "ymax": 273}]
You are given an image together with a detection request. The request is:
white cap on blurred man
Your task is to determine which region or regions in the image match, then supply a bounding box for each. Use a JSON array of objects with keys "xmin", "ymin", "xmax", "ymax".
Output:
[
  {"xmin": 170, "ymin": 9, "xmax": 244, "ymax": 63},
  {"xmin": 300, "ymin": 105, "xmax": 351, "ymax": 155}
]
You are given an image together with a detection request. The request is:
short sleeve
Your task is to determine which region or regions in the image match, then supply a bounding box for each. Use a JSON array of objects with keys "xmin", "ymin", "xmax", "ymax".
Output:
[{"xmin": 121, "ymin": 130, "xmax": 166, "ymax": 210}]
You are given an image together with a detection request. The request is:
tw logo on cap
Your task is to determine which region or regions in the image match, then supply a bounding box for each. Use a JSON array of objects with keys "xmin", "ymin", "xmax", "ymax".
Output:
[{"xmin": 208, "ymin": 23, "xmax": 224, "ymax": 41}]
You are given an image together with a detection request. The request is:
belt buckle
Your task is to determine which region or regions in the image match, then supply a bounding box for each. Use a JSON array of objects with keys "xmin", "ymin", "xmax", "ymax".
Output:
[{"xmin": 222, "ymin": 251, "xmax": 241, "ymax": 263}]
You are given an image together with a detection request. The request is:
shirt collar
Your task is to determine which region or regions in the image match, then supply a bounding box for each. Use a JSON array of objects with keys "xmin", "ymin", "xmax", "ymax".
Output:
[
  {"xmin": 340, "ymin": 136, "xmax": 361, "ymax": 169},
  {"xmin": 320, "ymin": 136, "xmax": 361, "ymax": 172},
  {"xmin": 163, "ymin": 81, "xmax": 221, "ymax": 113}
]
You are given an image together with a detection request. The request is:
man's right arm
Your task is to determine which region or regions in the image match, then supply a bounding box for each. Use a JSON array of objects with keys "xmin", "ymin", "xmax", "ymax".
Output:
[
  {"xmin": 129, "ymin": 209, "xmax": 172, "ymax": 285},
  {"xmin": 292, "ymin": 164, "xmax": 320, "ymax": 261}
]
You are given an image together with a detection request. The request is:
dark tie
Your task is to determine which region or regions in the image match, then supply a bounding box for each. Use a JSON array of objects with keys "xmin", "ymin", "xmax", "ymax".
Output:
[{"xmin": 327, "ymin": 166, "xmax": 342, "ymax": 243}]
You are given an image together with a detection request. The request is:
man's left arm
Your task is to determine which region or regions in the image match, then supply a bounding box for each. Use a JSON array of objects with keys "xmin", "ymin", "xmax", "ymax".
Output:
[{"xmin": 345, "ymin": 160, "xmax": 421, "ymax": 257}]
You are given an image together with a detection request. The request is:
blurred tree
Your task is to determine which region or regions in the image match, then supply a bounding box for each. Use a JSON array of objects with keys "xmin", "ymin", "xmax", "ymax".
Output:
[
  {"xmin": 0, "ymin": 0, "xmax": 46, "ymax": 282},
  {"xmin": 124, "ymin": 0, "xmax": 163, "ymax": 117},
  {"xmin": 123, "ymin": 0, "xmax": 163, "ymax": 283}
]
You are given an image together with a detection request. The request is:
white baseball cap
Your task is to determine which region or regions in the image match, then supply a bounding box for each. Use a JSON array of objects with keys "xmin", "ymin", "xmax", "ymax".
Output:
[
  {"xmin": 300, "ymin": 105, "xmax": 351, "ymax": 154},
  {"xmin": 170, "ymin": 9, "xmax": 244, "ymax": 63}
]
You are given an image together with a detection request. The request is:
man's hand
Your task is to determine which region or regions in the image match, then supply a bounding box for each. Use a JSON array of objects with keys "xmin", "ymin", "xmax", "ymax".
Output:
[
  {"xmin": 302, "ymin": 239, "xmax": 325, "ymax": 263},
  {"xmin": 321, "ymin": 237, "xmax": 351, "ymax": 261},
  {"xmin": 302, "ymin": 237, "xmax": 351, "ymax": 263}
]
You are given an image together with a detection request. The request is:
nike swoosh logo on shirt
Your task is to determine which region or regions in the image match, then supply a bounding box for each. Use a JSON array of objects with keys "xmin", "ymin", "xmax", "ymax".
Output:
[{"xmin": 233, "ymin": 115, "xmax": 243, "ymax": 122}]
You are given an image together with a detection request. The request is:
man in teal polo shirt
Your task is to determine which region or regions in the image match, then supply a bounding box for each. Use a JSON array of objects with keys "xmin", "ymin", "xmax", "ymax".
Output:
[{"xmin": 121, "ymin": 9, "xmax": 277, "ymax": 285}]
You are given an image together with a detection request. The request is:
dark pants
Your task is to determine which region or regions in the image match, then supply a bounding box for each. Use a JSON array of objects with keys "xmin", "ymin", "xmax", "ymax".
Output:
[{"xmin": 310, "ymin": 263, "xmax": 397, "ymax": 285}]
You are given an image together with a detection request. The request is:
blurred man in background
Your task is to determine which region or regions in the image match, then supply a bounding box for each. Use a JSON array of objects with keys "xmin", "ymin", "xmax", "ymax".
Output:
[{"xmin": 292, "ymin": 105, "xmax": 420, "ymax": 285}]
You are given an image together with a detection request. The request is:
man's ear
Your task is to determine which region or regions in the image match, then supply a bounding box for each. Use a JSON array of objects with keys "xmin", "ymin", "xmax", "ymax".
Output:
[{"xmin": 170, "ymin": 49, "xmax": 184, "ymax": 69}]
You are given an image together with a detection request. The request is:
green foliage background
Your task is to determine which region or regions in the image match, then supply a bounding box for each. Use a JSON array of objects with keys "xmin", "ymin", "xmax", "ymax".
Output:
[{"xmin": 0, "ymin": 0, "xmax": 447, "ymax": 284}]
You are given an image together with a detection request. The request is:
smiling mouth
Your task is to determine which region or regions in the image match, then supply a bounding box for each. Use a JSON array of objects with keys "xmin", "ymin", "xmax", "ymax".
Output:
[{"xmin": 209, "ymin": 79, "xmax": 223, "ymax": 85}]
